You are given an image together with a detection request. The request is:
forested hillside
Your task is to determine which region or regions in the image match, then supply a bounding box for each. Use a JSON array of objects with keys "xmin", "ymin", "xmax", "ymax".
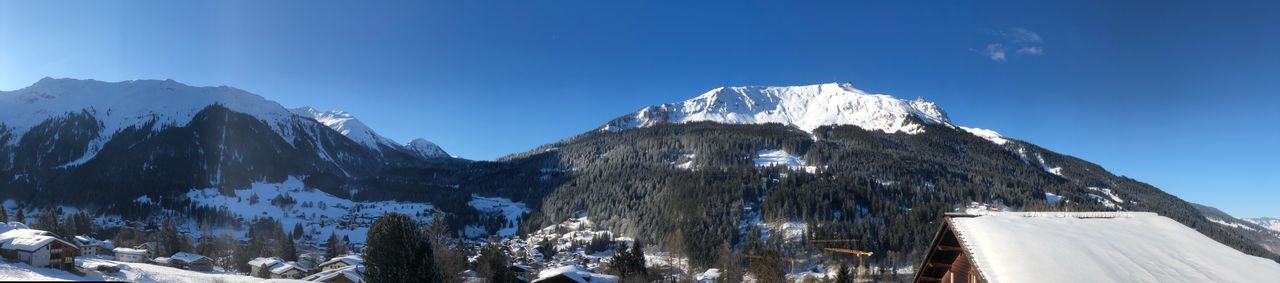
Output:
[{"xmin": 481, "ymin": 122, "xmax": 1280, "ymax": 270}]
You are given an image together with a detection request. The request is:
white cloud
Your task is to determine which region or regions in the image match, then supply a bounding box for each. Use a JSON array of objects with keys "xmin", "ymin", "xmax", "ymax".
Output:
[
  {"xmin": 984, "ymin": 44, "xmax": 1007, "ymax": 62},
  {"xmin": 976, "ymin": 27, "xmax": 1044, "ymax": 62},
  {"xmin": 1005, "ymin": 27, "xmax": 1043, "ymax": 44},
  {"xmin": 1016, "ymin": 46, "xmax": 1043, "ymax": 55}
]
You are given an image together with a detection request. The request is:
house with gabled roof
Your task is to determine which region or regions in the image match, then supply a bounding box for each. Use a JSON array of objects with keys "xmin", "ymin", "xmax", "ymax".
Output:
[
  {"xmin": 318, "ymin": 254, "xmax": 363, "ymax": 271},
  {"xmin": 302, "ymin": 265, "xmax": 364, "ymax": 283},
  {"xmin": 914, "ymin": 212, "xmax": 1280, "ymax": 283},
  {"xmin": 169, "ymin": 251, "xmax": 214, "ymax": 271},
  {"xmin": 0, "ymin": 224, "xmax": 79, "ymax": 271},
  {"xmin": 73, "ymin": 235, "xmax": 115, "ymax": 257},
  {"xmin": 112, "ymin": 247, "xmax": 149, "ymax": 263},
  {"xmin": 270, "ymin": 261, "xmax": 309, "ymax": 279},
  {"xmin": 248, "ymin": 256, "xmax": 284, "ymax": 278}
]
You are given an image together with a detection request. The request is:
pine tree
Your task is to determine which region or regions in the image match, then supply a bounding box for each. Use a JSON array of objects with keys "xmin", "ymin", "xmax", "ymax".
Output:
[
  {"xmin": 157, "ymin": 217, "xmax": 182, "ymax": 256},
  {"xmin": 364, "ymin": 213, "xmax": 441, "ymax": 283},
  {"xmin": 0, "ymin": 208, "xmax": 8, "ymax": 223},
  {"xmin": 476, "ymin": 243, "xmax": 517, "ymax": 283},
  {"xmin": 275, "ymin": 222, "xmax": 297, "ymax": 261},
  {"xmin": 35, "ymin": 208, "xmax": 61, "ymax": 236},
  {"xmin": 607, "ymin": 241, "xmax": 648, "ymax": 280},
  {"xmin": 13, "ymin": 208, "xmax": 22, "ymax": 225},
  {"xmin": 835, "ymin": 263, "xmax": 852, "ymax": 283},
  {"xmin": 324, "ymin": 233, "xmax": 344, "ymax": 259},
  {"xmin": 292, "ymin": 223, "xmax": 304, "ymax": 240}
]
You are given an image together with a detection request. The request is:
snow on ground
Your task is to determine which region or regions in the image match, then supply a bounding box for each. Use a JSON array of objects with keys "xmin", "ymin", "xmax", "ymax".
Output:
[
  {"xmin": 1034, "ymin": 153, "xmax": 1063, "ymax": 176},
  {"xmin": 467, "ymin": 195, "xmax": 529, "ymax": 237},
  {"xmin": 1085, "ymin": 187, "xmax": 1124, "ymax": 210},
  {"xmin": 1207, "ymin": 218, "xmax": 1258, "ymax": 231},
  {"xmin": 0, "ymin": 258, "xmax": 297, "ymax": 282},
  {"xmin": 1243, "ymin": 217, "xmax": 1280, "ymax": 232},
  {"xmin": 754, "ymin": 149, "xmax": 817, "ymax": 173},
  {"xmin": 960, "ymin": 127, "xmax": 1009, "ymax": 145},
  {"xmin": 185, "ymin": 176, "xmax": 435, "ymax": 245},
  {"xmin": 672, "ymin": 153, "xmax": 696, "ymax": 170},
  {"xmin": 951, "ymin": 212, "xmax": 1280, "ymax": 283},
  {"xmin": 1086, "ymin": 187, "xmax": 1124, "ymax": 204},
  {"xmin": 1044, "ymin": 192, "xmax": 1063, "ymax": 204}
]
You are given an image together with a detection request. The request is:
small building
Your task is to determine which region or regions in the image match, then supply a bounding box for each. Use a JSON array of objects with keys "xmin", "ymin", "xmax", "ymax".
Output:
[
  {"xmin": 248, "ymin": 256, "xmax": 284, "ymax": 278},
  {"xmin": 913, "ymin": 212, "xmax": 1280, "ymax": 283},
  {"xmin": 318, "ymin": 255, "xmax": 363, "ymax": 271},
  {"xmin": 74, "ymin": 235, "xmax": 115, "ymax": 257},
  {"xmin": 532, "ymin": 265, "xmax": 617, "ymax": 283},
  {"xmin": 152, "ymin": 257, "xmax": 173, "ymax": 266},
  {"xmin": 270, "ymin": 261, "xmax": 309, "ymax": 279},
  {"xmin": 112, "ymin": 247, "xmax": 150, "ymax": 263},
  {"xmin": 170, "ymin": 252, "xmax": 214, "ymax": 271},
  {"xmin": 0, "ymin": 227, "xmax": 79, "ymax": 271},
  {"xmin": 302, "ymin": 265, "xmax": 364, "ymax": 283}
]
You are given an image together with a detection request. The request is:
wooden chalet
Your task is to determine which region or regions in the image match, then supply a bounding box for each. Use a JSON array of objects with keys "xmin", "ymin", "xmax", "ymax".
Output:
[{"xmin": 0, "ymin": 224, "xmax": 79, "ymax": 271}]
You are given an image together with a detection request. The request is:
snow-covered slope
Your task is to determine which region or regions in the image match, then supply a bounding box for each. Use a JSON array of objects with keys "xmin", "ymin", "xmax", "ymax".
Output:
[
  {"xmin": 601, "ymin": 82, "xmax": 952, "ymax": 134},
  {"xmin": 951, "ymin": 212, "xmax": 1280, "ymax": 283},
  {"xmin": 291, "ymin": 107, "xmax": 449, "ymax": 159},
  {"xmin": 290, "ymin": 107, "xmax": 399, "ymax": 150},
  {"xmin": 1245, "ymin": 217, "xmax": 1280, "ymax": 233},
  {"xmin": 405, "ymin": 138, "xmax": 449, "ymax": 158},
  {"xmin": 0, "ymin": 78, "xmax": 303, "ymax": 164},
  {"xmin": 0, "ymin": 258, "xmax": 286, "ymax": 282}
]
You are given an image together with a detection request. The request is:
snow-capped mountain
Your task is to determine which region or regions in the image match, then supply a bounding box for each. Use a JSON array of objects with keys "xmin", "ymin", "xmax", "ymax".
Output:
[
  {"xmin": 290, "ymin": 107, "xmax": 449, "ymax": 159},
  {"xmin": 0, "ymin": 78, "xmax": 304, "ymax": 166},
  {"xmin": 0, "ymin": 78, "xmax": 458, "ymax": 204},
  {"xmin": 405, "ymin": 138, "xmax": 449, "ymax": 159},
  {"xmin": 1245, "ymin": 217, "xmax": 1280, "ymax": 232},
  {"xmin": 290, "ymin": 107, "xmax": 400, "ymax": 151},
  {"xmin": 601, "ymin": 82, "xmax": 952, "ymax": 134}
]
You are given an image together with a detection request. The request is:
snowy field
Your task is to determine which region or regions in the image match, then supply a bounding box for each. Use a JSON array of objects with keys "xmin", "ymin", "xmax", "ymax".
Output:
[
  {"xmin": 754, "ymin": 149, "xmax": 817, "ymax": 173},
  {"xmin": 0, "ymin": 258, "xmax": 300, "ymax": 282},
  {"xmin": 185, "ymin": 176, "xmax": 436, "ymax": 245},
  {"xmin": 465, "ymin": 195, "xmax": 529, "ymax": 238}
]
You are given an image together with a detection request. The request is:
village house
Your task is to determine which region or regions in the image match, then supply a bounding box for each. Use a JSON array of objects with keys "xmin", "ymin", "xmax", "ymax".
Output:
[
  {"xmin": 112, "ymin": 247, "xmax": 149, "ymax": 263},
  {"xmin": 317, "ymin": 254, "xmax": 363, "ymax": 271},
  {"xmin": 248, "ymin": 256, "xmax": 284, "ymax": 278},
  {"xmin": 913, "ymin": 212, "xmax": 1280, "ymax": 283},
  {"xmin": 0, "ymin": 224, "xmax": 79, "ymax": 271},
  {"xmin": 531, "ymin": 265, "xmax": 617, "ymax": 283},
  {"xmin": 73, "ymin": 235, "xmax": 114, "ymax": 257},
  {"xmin": 169, "ymin": 251, "xmax": 214, "ymax": 272},
  {"xmin": 269, "ymin": 261, "xmax": 309, "ymax": 279},
  {"xmin": 301, "ymin": 265, "xmax": 364, "ymax": 283}
]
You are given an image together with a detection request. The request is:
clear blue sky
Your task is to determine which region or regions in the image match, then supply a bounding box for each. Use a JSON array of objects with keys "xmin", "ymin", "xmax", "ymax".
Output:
[{"xmin": 2, "ymin": 1, "xmax": 1277, "ymax": 217}]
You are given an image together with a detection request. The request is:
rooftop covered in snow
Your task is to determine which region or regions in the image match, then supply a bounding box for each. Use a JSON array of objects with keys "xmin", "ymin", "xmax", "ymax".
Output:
[{"xmin": 914, "ymin": 212, "xmax": 1280, "ymax": 283}]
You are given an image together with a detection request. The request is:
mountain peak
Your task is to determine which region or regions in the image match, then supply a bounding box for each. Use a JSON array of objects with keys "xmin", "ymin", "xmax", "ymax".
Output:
[
  {"xmin": 290, "ymin": 107, "xmax": 396, "ymax": 150},
  {"xmin": 405, "ymin": 138, "xmax": 449, "ymax": 159},
  {"xmin": 601, "ymin": 82, "xmax": 952, "ymax": 134}
]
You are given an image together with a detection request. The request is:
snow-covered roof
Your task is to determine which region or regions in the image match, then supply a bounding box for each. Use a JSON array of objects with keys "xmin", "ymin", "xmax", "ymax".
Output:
[
  {"xmin": 169, "ymin": 252, "xmax": 210, "ymax": 264},
  {"xmin": 319, "ymin": 255, "xmax": 363, "ymax": 267},
  {"xmin": 74, "ymin": 235, "xmax": 114, "ymax": 249},
  {"xmin": 947, "ymin": 212, "xmax": 1280, "ymax": 283},
  {"xmin": 0, "ymin": 228, "xmax": 75, "ymax": 252},
  {"xmin": 152, "ymin": 257, "xmax": 172, "ymax": 265},
  {"xmin": 112, "ymin": 247, "xmax": 148, "ymax": 255},
  {"xmin": 302, "ymin": 265, "xmax": 364, "ymax": 283},
  {"xmin": 533, "ymin": 265, "xmax": 618, "ymax": 283},
  {"xmin": 248, "ymin": 257, "xmax": 283, "ymax": 268},
  {"xmin": 271, "ymin": 261, "xmax": 307, "ymax": 274}
]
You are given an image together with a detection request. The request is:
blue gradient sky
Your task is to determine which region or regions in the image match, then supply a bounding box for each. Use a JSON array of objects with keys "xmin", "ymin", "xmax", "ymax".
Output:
[{"xmin": 2, "ymin": 1, "xmax": 1277, "ymax": 217}]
